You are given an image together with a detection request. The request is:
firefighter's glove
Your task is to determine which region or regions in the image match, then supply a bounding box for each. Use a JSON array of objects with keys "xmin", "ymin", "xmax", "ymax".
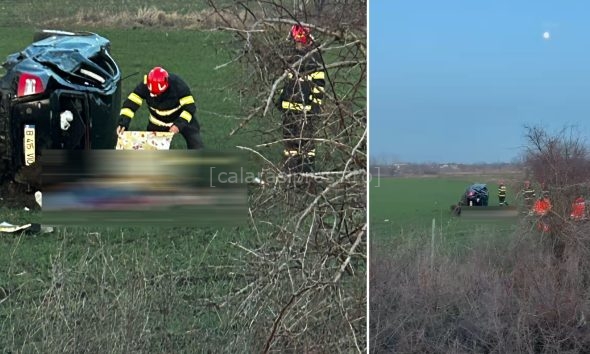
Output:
[
  {"xmin": 172, "ymin": 118, "xmax": 188, "ymax": 132},
  {"xmin": 118, "ymin": 116, "xmax": 131, "ymax": 130}
]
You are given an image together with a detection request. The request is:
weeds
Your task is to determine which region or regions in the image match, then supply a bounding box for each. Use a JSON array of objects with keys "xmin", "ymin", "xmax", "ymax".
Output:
[{"xmin": 371, "ymin": 126, "xmax": 590, "ymax": 353}]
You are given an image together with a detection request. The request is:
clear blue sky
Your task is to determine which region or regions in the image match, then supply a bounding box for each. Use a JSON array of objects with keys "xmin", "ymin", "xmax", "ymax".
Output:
[{"xmin": 369, "ymin": 0, "xmax": 590, "ymax": 164}]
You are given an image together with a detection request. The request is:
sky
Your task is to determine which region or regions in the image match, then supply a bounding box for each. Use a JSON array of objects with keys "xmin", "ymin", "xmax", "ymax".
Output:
[{"xmin": 369, "ymin": 0, "xmax": 590, "ymax": 164}]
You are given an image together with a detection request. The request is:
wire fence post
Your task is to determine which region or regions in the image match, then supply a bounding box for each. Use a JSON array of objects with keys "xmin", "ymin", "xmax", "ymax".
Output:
[{"xmin": 431, "ymin": 218, "xmax": 436, "ymax": 272}]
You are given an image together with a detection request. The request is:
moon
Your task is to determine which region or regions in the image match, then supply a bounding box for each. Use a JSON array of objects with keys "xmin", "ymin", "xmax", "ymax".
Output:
[{"xmin": 543, "ymin": 31, "xmax": 550, "ymax": 40}]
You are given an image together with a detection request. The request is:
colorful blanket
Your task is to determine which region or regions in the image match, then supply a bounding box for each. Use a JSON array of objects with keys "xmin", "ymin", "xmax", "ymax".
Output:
[{"xmin": 116, "ymin": 131, "xmax": 175, "ymax": 150}]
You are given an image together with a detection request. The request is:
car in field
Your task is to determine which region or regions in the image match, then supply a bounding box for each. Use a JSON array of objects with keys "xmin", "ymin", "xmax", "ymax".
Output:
[
  {"xmin": 461, "ymin": 183, "xmax": 489, "ymax": 206},
  {"xmin": 0, "ymin": 29, "xmax": 121, "ymax": 187}
]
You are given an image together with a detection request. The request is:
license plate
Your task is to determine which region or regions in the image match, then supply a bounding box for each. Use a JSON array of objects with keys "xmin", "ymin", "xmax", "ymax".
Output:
[{"xmin": 24, "ymin": 124, "xmax": 35, "ymax": 166}]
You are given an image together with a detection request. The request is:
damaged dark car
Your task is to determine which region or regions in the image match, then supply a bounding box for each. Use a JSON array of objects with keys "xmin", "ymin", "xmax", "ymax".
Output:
[
  {"xmin": 0, "ymin": 29, "xmax": 121, "ymax": 189},
  {"xmin": 461, "ymin": 183, "xmax": 489, "ymax": 207}
]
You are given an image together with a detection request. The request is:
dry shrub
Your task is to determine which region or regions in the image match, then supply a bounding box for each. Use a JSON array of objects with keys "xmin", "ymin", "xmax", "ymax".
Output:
[
  {"xmin": 522, "ymin": 125, "xmax": 590, "ymax": 253},
  {"xmin": 39, "ymin": 6, "xmax": 251, "ymax": 30},
  {"xmin": 371, "ymin": 126, "xmax": 590, "ymax": 353},
  {"xmin": 371, "ymin": 225, "xmax": 590, "ymax": 353},
  {"xmin": 205, "ymin": 0, "xmax": 367, "ymax": 352}
]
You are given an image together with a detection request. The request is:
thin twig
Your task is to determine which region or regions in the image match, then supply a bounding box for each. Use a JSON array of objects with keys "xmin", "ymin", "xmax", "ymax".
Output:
[{"xmin": 333, "ymin": 224, "xmax": 366, "ymax": 283}]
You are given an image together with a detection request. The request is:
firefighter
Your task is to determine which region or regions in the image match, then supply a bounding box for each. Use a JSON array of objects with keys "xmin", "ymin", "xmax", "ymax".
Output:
[
  {"xmin": 533, "ymin": 195, "xmax": 551, "ymax": 216},
  {"xmin": 277, "ymin": 24, "xmax": 326, "ymax": 173},
  {"xmin": 498, "ymin": 180, "xmax": 507, "ymax": 206},
  {"xmin": 521, "ymin": 180, "xmax": 536, "ymax": 209},
  {"xmin": 533, "ymin": 194, "xmax": 552, "ymax": 232},
  {"xmin": 570, "ymin": 197, "xmax": 586, "ymax": 221},
  {"xmin": 116, "ymin": 66, "xmax": 204, "ymax": 149}
]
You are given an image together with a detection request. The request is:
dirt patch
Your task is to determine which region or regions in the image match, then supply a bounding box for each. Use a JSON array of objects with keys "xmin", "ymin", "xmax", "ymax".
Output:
[{"xmin": 459, "ymin": 208, "xmax": 519, "ymax": 220}]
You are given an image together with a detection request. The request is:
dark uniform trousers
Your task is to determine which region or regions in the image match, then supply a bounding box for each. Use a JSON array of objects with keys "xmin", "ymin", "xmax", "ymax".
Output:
[
  {"xmin": 147, "ymin": 119, "xmax": 204, "ymax": 150},
  {"xmin": 282, "ymin": 108, "xmax": 317, "ymax": 173}
]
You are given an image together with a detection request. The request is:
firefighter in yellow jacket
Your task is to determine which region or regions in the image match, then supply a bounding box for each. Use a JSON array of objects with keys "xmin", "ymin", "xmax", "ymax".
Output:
[
  {"xmin": 277, "ymin": 24, "xmax": 326, "ymax": 173},
  {"xmin": 498, "ymin": 180, "xmax": 507, "ymax": 206},
  {"xmin": 521, "ymin": 180, "xmax": 536, "ymax": 209},
  {"xmin": 116, "ymin": 66, "xmax": 204, "ymax": 149}
]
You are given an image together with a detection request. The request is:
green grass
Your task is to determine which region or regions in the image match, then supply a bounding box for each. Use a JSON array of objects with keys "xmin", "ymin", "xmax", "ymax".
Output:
[
  {"xmin": 0, "ymin": 2, "xmax": 367, "ymax": 350},
  {"xmin": 0, "ymin": 225, "xmax": 263, "ymax": 351},
  {"xmin": 0, "ymin": 24, "xmax": 265, "ymax": 351},
  {"xmin": 370, "ymin": 176, "xmax": 520, "ymax": 249}
]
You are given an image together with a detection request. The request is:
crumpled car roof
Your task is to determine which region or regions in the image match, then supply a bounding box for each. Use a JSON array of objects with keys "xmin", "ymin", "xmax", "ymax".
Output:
[
  {"xmin": 18, "ymin": 32, "xmax": 110, "ymax": 73},
  {"xmin": 467, "ymin": 183, "xmax": 488, "ymax": 192},
  {"xmin": 1, "ymin": 30, "xmax": 119, "ymax": 93}
]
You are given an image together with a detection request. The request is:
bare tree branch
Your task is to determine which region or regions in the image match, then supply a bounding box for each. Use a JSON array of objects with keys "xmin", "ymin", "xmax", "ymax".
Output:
[{"xmin": 209, "ymin": 1, "xmax": 366, "ymax": 351}]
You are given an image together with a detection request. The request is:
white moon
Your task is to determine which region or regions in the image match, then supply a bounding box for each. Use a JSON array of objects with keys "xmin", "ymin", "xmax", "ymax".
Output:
[{"xmin": 543, "ymin": 31, "xmax": 550, "ymax": 39}]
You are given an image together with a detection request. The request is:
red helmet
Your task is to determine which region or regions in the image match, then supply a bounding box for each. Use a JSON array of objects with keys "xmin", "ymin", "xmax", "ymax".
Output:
[
  {"xmin": 147, "ymin": 67, "xmax": 169, "ymax": 95},
  {"xmin": 289, "ymin": 24, "xmax": 313, "ymax": 45}
]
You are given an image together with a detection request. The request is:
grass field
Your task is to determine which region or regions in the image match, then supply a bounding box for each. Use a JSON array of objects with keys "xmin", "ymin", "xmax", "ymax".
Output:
[
  {"xmin": 369, "ymin": 176, "xmax": 590, "ymax": 352},
  {"xmin": 370, "ymin": 175, "xmax": 523, "ymax": 250},
  {"xmin": 0, "ymin": 1, "xmax": 368, "ymax": 351},
  {"xmin": 0, "ymin": 0, "xmax": 214, "ymax": 27},
  {"xmin": 0, "ymin": 24, "xmax": 262, "ymax": 351},
  {"xmin": 0, "ymin": 26, "xmax": 264, "ymax": 352},
  {"xmin": 0, "ymin": 26, "xmax": 262, "ymax": 352}
]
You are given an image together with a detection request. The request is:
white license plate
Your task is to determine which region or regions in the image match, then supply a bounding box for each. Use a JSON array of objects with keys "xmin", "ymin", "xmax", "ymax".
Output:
[{"xmin": 24, "ymin": 125, "xmax": 35, "ymax": 166}]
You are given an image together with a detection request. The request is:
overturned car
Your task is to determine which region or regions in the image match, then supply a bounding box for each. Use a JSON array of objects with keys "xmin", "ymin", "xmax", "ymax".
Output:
[
  {"xmin": 0, "ymin": 30, "xmax": 121, "ymax": 188},
  {"xmin": 461, "ymin": 183, "xmax": 489, "ymax": 207}
]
